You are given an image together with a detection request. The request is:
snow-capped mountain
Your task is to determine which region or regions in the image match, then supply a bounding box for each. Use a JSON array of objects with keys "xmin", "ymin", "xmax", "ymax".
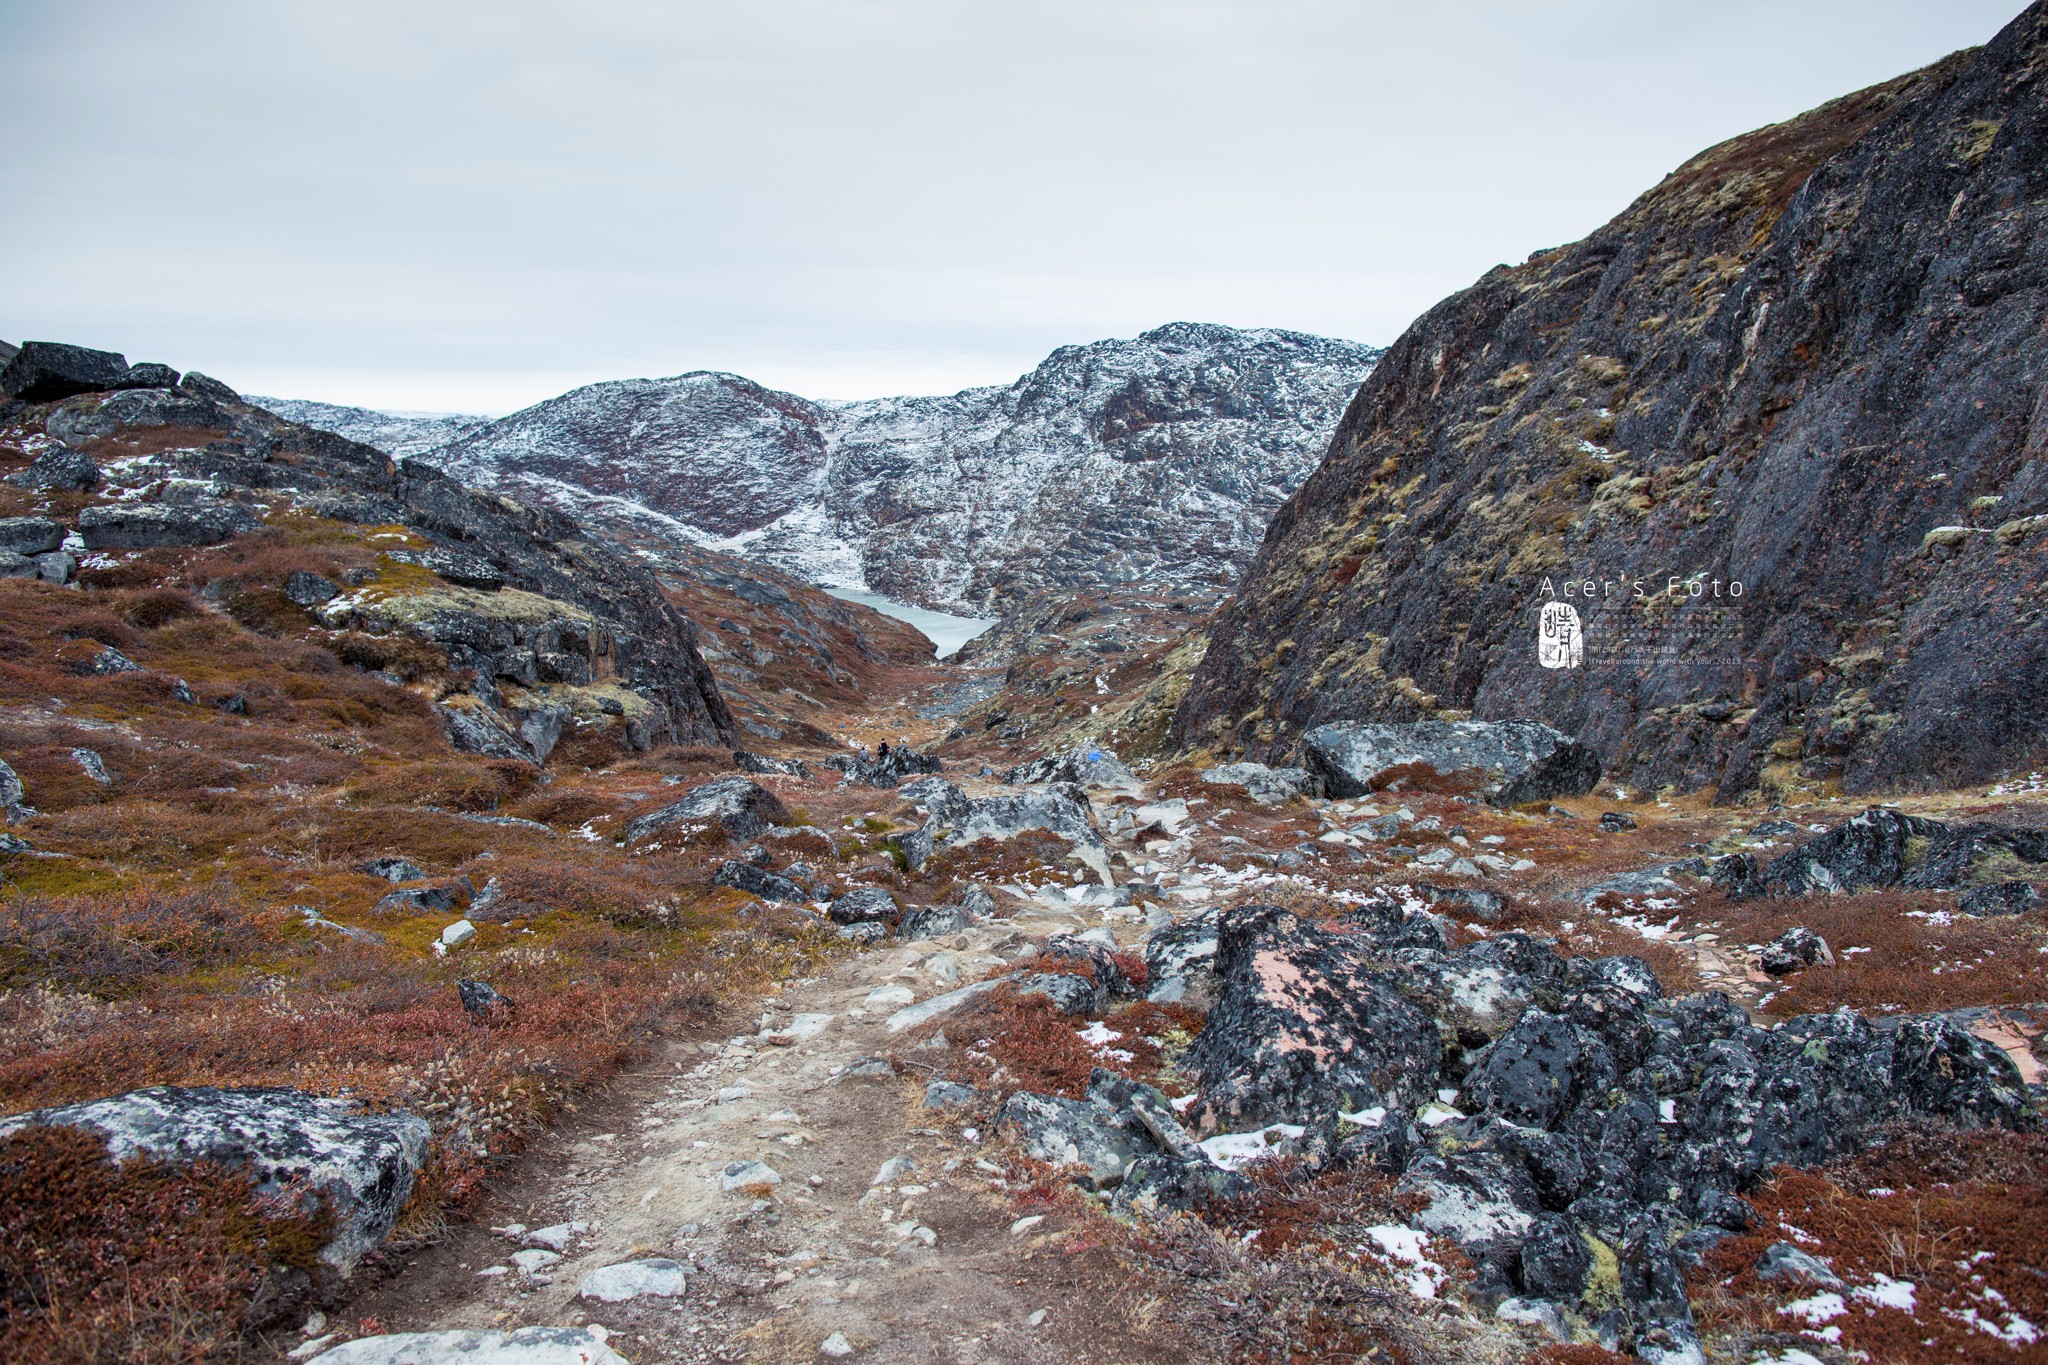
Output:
[
  {"xmin": 276, "ymin": 323, "xmax": 1381, "ymax": 615},
  {"xmin": 252, "ymin": 396, "xmax": 490, "ymax": 459}
]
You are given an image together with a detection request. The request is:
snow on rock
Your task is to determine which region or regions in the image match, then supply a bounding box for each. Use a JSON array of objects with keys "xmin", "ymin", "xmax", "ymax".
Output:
[{"xmin": 404, "ymin": 323, "xmax": 1382, "ymax": 615}]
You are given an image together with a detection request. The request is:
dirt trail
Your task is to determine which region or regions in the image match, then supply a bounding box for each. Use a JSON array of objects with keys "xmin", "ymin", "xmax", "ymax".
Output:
[{"xmin": 331, "ymin": 870, "xmax": 1181, "ymax": 1364}]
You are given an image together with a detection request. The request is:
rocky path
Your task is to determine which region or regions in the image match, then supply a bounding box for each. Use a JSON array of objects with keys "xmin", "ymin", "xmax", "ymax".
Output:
[{"xmin": 316, "ymin": 886, "xmax": 1182, "ymax": 1365}]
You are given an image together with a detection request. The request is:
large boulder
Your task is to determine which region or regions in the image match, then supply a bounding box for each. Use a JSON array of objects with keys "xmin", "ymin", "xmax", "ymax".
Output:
[
  {"xmin": 832, "ymin": 745, "xmax": 943, "ymax": 788},
  {"xmin": 624, "ymin": 775, "xmax": 791, "ymax": 844},
  {"xmin": 1181, "ymin": 904, "xmax": 1442, "ymax": 1131},
  {"xmin": 76, "ymin": 502, "xmax": 259, "ymax": 550},
  {"xmin": 997, "ymin": 1069, "xmax": 1209, "ymax": 1194},
  {"xmin": 1301, "ymin": 719, "xmax": 1601, "ymax": 807},
  {"xmin": 898, "ymin": 780, "xmax": 1110, "ymax": 880},
  {"xmin": 0, "ymin": 516, "xmax": 63, "ymax": 556},
  {"xmin": 6, "ymin": 445, "xmax": 102, "ymax": 491},
  {"xmin": 0, "ymin": 1086, "xmax": 429, "ymax": 1273},
  {"xmin": 1006, "ymin": 747, "xmax": 1141, "ymax": 791},
  {"xmin": 0, "ymin": 341, "xmax": 130, "ymax": 401},
  {"xmin": 712, "ymin": 860, "xmax": 807, "ymax": 903}
]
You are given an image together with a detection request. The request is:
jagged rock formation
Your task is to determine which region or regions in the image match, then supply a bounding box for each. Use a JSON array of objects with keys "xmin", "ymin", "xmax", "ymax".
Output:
[
  {"xmin": 254, "ymin": 396, "xmax": 490, "ymax": 460},
  {"xmin": 342, "ymin": 323, "xmax": 1383, "ymax": 615},
  {"xmin": 1174, "ymin": 5, "xmax": 2048, "ymax": 798}
]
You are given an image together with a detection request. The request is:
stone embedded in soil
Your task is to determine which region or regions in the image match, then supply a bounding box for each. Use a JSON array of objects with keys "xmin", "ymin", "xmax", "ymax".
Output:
[
  {"xmin": 1200, "ymin": 761, "xmax": 1321, "ymax": 805},
  {"xmin": 306, "ymin": 1326, "xmax": 628, "ymax": 1365},
  {"xmin": 897, "ymin": 780, "xmax": 1111, "ymax": 881},
  {"xmin": 0, "ymin": 1085, "xmax": 429, "ymax": 1273},
  {"xmin": 578, "ymin": 1258, "xmax": 688, "ymax": 1302},
  {"xmin": 828, "ymin": 886, "xmax": 900, "ymax": 924},
  {"xmin": 1755, "ymin": 1241, "xmax": 1844, "ymax": 1289},
  {"xmin": 1759, "ymin": 927, "xmax": 1833, "ymax": 975},
  {"xmin": 722, "ymin": 1160, "xmax": 783, "ymax": 1193}
]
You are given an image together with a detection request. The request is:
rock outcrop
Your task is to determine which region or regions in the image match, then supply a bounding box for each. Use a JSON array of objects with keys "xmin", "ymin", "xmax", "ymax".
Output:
[
  {"xmin": 1162, "ymin": 900, "xmax": 2034, "ymax": 1353},
  {"xmin": 0, "ymin": 1086, "xmax": 430, "ymax": 1273},
  {"xmin": 6, "ymin": 372, "xmax": 736, "ymax": 756},
  {"xmin": 1174, "ymin": 5, "xmax": 2048, "ymax": 798}
]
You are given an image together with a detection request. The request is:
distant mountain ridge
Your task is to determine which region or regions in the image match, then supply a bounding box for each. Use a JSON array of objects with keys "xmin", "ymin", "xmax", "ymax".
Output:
[
  {"xmin": 253, "ymin": 396, "xmax": 490, "ymax": 459},
  {"xmin": 267, "ymin": 323, "xmax": 1382, "ymax": 615}
]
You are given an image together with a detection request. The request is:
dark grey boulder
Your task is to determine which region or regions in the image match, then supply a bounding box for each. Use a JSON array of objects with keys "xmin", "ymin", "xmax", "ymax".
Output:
[
  {"xmin": 1016, "ymin": 973, "xmax": 1100, "ymax": 1015},
  {"xmin": 837, "ymin": 921, "xmax": 887, "ymax": 945},
  {"xmin": 77, "ymin": 502, "xmax": 258, "ymax": 550},
  {"xmin": 390, "ymin": 546, "xmax": 504, "ymax": 591},
  {"xmin": 73, "ymin": 644, "xmax": 142, "ymax": 676},
  {"xmin": 0, "ymin": 516, "xmax": 63, "ymax": 556},
  {"xmin": 1958, "ymin": 881, "xmax": 2042, "ymax": 915},
  {"xmin": 1737, "ymin": 807, "xmax": 2048, "ymax": 900},
  {"xmin": 897, "ymin": 903, "xmax": 969, "ymax": 940},
  {"xmin": 0, "ymin": 551, "xmax": 33, "ymax": 580},
  {"xmin": 119, "ymin": 362, "xmax": 181, "ymax": 389},
  {"xmin": 458, "ymin": 979, "xmax": 514, "ymax": 1022},
  {"xmin": 832, "ymin": 745, "xmax": 943, "ymax": 788},
  {"xmin": 712, "ymin": 860, "xmax": 806, "ymax": 903},
  {"xmin": 373, "ymin": 886, "xmax": 457, "ymax": 915},
  {"xmin": 1598, "ymin": 811, "xmax": 1638, "ymax": 832},
  {"xmin": 0, "ymin": 341, "xmax": 130, "ymax": 401},
  {"xmin": 1043, "ymin": 932, "xmax": 1132, "ymax": 1001},
  {"xmin": 624, "ymin": 776, "xmax": 790, "ymax": 845},
  {"xmin": 435, "ymin": 703, "xmax": 534, "ymax": 763},
  {"xmin": 6, "ymin": 446, "xmax": 101, "ymax": 491},
  {"xmin": 178, "ymin": 371, "xmax": 241, "ymax": 403},
  {"xmin": 1005, "ymin": 748, "xmax": 1139, "ymax": 790},
  {"xmin": 1413, "ymin": 882, "xmax": 1507, "ymax": 922},
  {"xmin": 46, "ymin": 387, "xmax": 227, "ymax": 444},
  {"xmin": 827, "ymin": 885, "xmax": 899, "ymax": 924},
  {"xmin": 34, "ymin": 551, "xmax": 74, "ymax": 585},
  {"xmin": 1300, "ymin": 719, "xmax": 1601, "ymax": 807},
  {"xmin": 1182, "ymin": 903, "xmax": 1442, "ymax": 1131},
  {"xmin": 733, "ymin": 750, "xmax": 810, "ymax": 779},
  {"xmin": 283, "ymin": 570, "xmax": 340, "ymax": 606},
  {"xmin": 0, "ymin": 1085, "xmax": 428, "ymax": 1273},
  {"xmin": 1759, "ymin": 927, "xmax": 1833, "ymax": 975},
  {"xmin": 996, "ymin": 1069, "xmax": 1195, "ymax": 1192},
  {"xmin": 361, "ymin": 857, "xmax": 427, "ymax": 883}
]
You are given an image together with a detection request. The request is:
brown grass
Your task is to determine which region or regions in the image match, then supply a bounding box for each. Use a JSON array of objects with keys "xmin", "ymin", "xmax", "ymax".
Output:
[
  {"xmin": 1691, "ymin": 1125, "xmax": 2048, "ymax": 1364},
  {"xmin": 0, "ymin": 1125, "xmax": 331, "ymax": 1363}
]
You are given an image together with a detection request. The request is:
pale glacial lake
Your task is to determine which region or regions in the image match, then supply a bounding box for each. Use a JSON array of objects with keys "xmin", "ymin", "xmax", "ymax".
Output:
[{"xmin": 824, "ymin": 588, "xmax": 997, "ymax": 658}]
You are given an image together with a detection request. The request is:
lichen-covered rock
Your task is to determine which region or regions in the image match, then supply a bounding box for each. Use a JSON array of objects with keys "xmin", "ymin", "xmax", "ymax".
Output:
[
  {"xmin": 827, "ymin": 885, "xmax": 899, "ymax": 925},
  {"xmin": 1732, "ymin": 807, "xmax": 2048, "ymax": 900},
  {"xmin": 897, "ymin": 903, "xmax": 969, "ymax": 940},
  {"xmin": 1199, "ymin": 761, "xmax": 1320, "ymax": 805},
  {"xmin": 712, "ymin": 860, "xmax": 806, "ymax": 903},
  {"xmin": 733, "ymin": 749, "xmax": 811, "ymax": 779},
  {"xmin": 899, "ymin": 782, "xmax": 1109, "ymax": 880},
  {"xmin": 1006, "ymin": 748, "xmax": 1141, "ymax": 791},
  {"xmin": 1182, "ymin": 904, "xmax": 1442, "ymax": 1131},
  {"xmin": 1143, "ymin": 913, "xmax": 1219, "ymax": 1005},
  {"xmin": 624, "ymin": 776, "xmax": 790, "ymax": 845},
  {"xmin": 6, "ymin": 445, "xmax": 101, "ymax": 491},
  {"xmin": 76, "ymin": 501, "xmax": 260, "ymax": 550},
  {"xmin": 1300, "ymin": 720, "xmax": 1601, "ymax": 807},
  {"xmin": 832, "ymin": 745, "xmax": 942, "ymax": 788},
  {"xmin": 0, "ymin": 516, "xmax": 63, "ymax": 556},
  {"xmin": 0, "ymin": 1086, "xmax": 428, "ymax": 1273},
  {"xmin": 1958, "ymin": 880, "xmax": 2042, "ymax": 915},
  {"xmin": 1759, "ymin": 927, "xmax": 1833, "ymax": 975}
]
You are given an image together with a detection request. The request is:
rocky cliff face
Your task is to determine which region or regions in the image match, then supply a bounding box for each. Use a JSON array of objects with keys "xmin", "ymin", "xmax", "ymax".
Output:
[
  {"xmin": 1174, "ymin": 4, "xmax": 2048, "ymax": 800},
  {"xmin": 400, "ymin": 323, "xmax": 1381, "ymax": 615}
]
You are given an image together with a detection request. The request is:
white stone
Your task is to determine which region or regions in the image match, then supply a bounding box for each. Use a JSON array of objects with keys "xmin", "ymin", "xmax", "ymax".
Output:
[
  {"xmin": 871, "ymin": 1155, "xmax": 916, "ymax": 1186},
  {"xmin": 511, "ymin": 1248, "xmax": 561, "ymax": 1276},
  {"xmin": 864, "ymin": 984, "xmax": 915, "ymax": 1008},
  {"xmin": 578, "ymin": 1257, "xmax": 688, "ymax": 1302},
  {"xmin": 820, "ymin": 1332, "xmax": 855, "ymax": 1358},
  {"xmin": 722, "ymin": 1160, "xmax": 782, "ymax": 1192},
  {"xmin": 308, "ymin": 1327, "xmax": 628, "ymax": 1365},
  {"xmin": 1010, "ymin": 1215, "xmax": 1045, "ymax": 1235},
  {"xmin": 440, "ymin": 919, "xmax": 476, "ymax": 948}
]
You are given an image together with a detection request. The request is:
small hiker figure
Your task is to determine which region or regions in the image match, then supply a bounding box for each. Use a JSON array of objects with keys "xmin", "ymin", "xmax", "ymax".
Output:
[{"xmin": 878, "ymin": 741, "xmax": 891, "ymax": 762}]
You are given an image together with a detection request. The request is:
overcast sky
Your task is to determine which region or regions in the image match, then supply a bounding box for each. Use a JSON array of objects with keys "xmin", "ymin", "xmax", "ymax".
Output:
[{"xmin": 0, "ymin": 1, "xmax": 2024, "ymax": 413}]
